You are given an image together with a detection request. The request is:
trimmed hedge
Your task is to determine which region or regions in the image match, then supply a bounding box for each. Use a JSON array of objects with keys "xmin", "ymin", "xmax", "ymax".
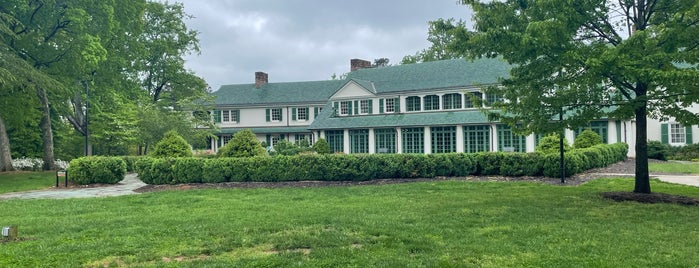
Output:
[
  {"xmin": 133, "ymin": 143, "xmax": 628, "ymax": 185},
  {"xmin": 67, "ymin": 156, "xmax": 127, "ymax": 185}
]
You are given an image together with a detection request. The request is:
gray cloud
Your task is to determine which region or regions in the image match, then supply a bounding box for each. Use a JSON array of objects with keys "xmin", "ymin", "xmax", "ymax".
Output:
[{"xmin": 178, "ymin": 0, "xmax": 472, "ymax": 90}]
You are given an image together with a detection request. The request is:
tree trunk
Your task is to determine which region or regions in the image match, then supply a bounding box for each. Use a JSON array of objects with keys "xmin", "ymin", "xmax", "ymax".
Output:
[
  {"xmin": 37, "ymin": 87, "xmax": 56, "ymax": 170},
  {"xmin": 0, "ymin": 116, "xmax": 14, "ymax": 172},
  {"xmin": 634, "ymin": 86, "xmax": 651, "ymax": 193}
]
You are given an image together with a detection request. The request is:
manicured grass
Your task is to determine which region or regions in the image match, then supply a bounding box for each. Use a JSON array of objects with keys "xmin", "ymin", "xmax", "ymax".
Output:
[
  {"xmin": 0, "ymin": 171, "xmax": 56, "ymax": 194},
  {"xmin": 650, "ymin": 161, "xmax": 699, "ymax": 174},
  {"xmin": 1, "ymin": 178, "xmax": 698, "ymax": 267}
]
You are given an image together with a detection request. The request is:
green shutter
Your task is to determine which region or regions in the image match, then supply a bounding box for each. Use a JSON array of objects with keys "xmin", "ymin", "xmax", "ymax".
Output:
[
  {"xmin": 280, "ymin": 134, "xmax": 285, "ymax": 140},
  {"xmin": 348, "ymin": 101, "xmax": 353, "ymax": 115},
  {"xmin": 234, "ymin": 110, "xmax": 240, "ymax": 123},
  {"xmin": 661, "ymin": 123, "xmax": 669, "ymax": 144},
  {"xmin": 280, "ymin": 108, "xmax": 283, "ymax": 121},
  {"xmin": 333, "ymin": 102, "xmax": 339, "ymax": 116},
  {"xmin": 354, "ymin": 100, "xmax": 359, "ymax": 114},
  {"xmin": 266, "ymin": 135, "xmax": 271, "ymax": 146},
  {"xmin": 686, "ymin": 126, "xmax": 693, "ymax": 144},
  {"xmin": 214, "ymin": 110, "xmax": 221, "ymax": 123},
  {"xmin": 369, "ymin": 100, "xmax": 373, "ymax": 114},
  {"xmin": 379, "ymin": 99, "xmax": 384, "ymax": 114},
  {"xmin": 218, "ymin": 136, "xmax": 222, "ymax": 147},
  {"xmin": 265, "ymin": 109, "xmax": 270, "ymax": 122},
  {"xmin": 314, "ymin": 107, "xmax": 319, "ymax": 118},
  {"xmin": 394, "ymin": 98, "xmax": 400, "ymax": 112},
  {"xmin": 292, "ymin": 108, "xmax": 297, "ymax": 121}
]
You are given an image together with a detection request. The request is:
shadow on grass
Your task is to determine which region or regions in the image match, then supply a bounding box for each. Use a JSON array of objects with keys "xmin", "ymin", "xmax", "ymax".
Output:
[{"xmin": 601, "ymin": 192, "xmax": 699, "ymax": 206}]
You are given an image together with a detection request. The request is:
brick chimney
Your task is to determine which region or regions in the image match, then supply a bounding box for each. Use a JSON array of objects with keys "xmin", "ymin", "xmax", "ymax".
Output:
[
  {"xmin": 350, "ymin": 59, "xmax": 371, "ymax": 71},
  {"xmin": 255, "ymin": 71, "xmax": 268, "ymax": 88}
]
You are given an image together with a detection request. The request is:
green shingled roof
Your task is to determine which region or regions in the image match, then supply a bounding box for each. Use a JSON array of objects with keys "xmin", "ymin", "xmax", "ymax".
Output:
[
  {"xmin": 309, "ymin": 102, "xmax": 490, "ymax": 130},
  {"xmin": 214, "ymin": 80, "xmax": 346, "ymax": 106},
  {"xmin": 346, "ymin": 58, "xmax": 511, "ymax": 94},
  {"xmin": 213, "ymin": 58, "xmax": 511, "ymax": 106}
]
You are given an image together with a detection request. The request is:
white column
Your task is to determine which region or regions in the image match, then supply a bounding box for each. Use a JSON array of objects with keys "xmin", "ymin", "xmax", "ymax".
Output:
[
  {"xmin": 396, "ymin": 127, "xmax": 403, "ymax": 154},
  {"xmin": 526, "ymin": 134, "xmax": 536, "ymax": 152},
  {"xmin": 424, "ymin": 126, "xmax": 431, "ymax": 154},
  {"xmin": 343, "ymin": 129, "xmax": 350, "ymax": 154},
  {"xmin": 456, "ymin": 125, "xmax": 464, "ymax": 153},
  {"xmin": 368, "ymin": 128, "xmax": 376, "ymax": 154},
  {"xmin": 491, "ymin": 124, "xmax": 498, "ymax": 152}
]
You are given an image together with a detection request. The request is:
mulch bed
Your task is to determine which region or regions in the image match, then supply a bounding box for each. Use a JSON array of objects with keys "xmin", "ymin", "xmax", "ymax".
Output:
[{"xmin": 601, "ymin": 192, "xmax": 699, "ymax": 206}]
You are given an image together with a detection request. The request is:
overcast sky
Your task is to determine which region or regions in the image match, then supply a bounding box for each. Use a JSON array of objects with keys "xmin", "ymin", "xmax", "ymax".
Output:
[{"xmin": 176, "ymin": 0, "xmax": 472, "ymax": 91}]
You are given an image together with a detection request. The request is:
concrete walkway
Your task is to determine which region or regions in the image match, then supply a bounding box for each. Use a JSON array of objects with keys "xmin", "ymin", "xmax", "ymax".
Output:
[
  {"xmin": 595, "ymin": 173, "xmax": 699, "ymax": 187},
  {"xmin": 1, "ymin": 173, "xmax": 697, "ymax": 200},
  {"xmin": 0, "ymin": 174, "xmax": 146, "ymax": 200}
]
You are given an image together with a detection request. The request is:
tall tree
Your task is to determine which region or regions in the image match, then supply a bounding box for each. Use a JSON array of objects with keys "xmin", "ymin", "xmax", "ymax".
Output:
[
  {"xmin": 401, "ymin": 18, "xmax": 468, "ymax": 64},
  {"xmin": 452, "ymin": 0, "xmax": 699, "ymax": 193}
]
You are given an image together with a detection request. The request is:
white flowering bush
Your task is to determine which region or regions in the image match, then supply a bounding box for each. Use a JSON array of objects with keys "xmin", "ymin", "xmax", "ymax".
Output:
[{"xmin": 11, "ymin": 157, "xmax": 70, "ymax": 171}]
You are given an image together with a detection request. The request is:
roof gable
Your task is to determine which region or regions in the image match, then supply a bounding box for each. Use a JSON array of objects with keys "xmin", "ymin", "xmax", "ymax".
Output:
[{"xmin": 330, "ymin": 80, "xmax": 376, "ymax": 100}]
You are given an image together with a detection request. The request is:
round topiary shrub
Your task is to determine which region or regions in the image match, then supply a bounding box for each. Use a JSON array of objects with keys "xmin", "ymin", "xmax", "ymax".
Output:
[
  {"xmin": 535, "ymin": 133, "xmax": 571, "ymax": 154},
  {"xmin": 217, "ymin": 129, "xmax": 267, "ymax": 158},
  {"xmin": 67, "ymin": 156, "xmax": 127, "ymax": 185},
  {"xmin": 150, "ymin": 131, "xmax": 193, "ymax": 158},
  {"xmin": 312, "ymin": 138, "xmax": 331, "ymax": 154},
  {"xmin": 574, "ymin": 129, "xmax": 603, "ymax": 149}
]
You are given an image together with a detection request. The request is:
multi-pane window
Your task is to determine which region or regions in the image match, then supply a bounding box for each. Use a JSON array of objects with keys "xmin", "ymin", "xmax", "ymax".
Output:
[
  {"xmin": 265, "ymin": 108, "xmax": 283, "ymax": 122},
  {"xmin": 402, "ymin": 127, "xmax": 425, "ymax": 154},
  {"xmin": 340, "ymin": 101, "xmax": 351, "ymax": 115},
  {"xmin": 442, "ymin": 93, "xmax": 462, "ymax": 110},
  {"xmin": 575, "ymin": 121, "xmax": 608, "ymax": 143},
  {"xmin": 374, "ymin": 129, "xmax": 396, "ymax": 154},
  {"xmin": 350, "ymin": 129, "xmax": 369, "ymax": 154},
  {"xmin": 385, "ymin": 98, "xmax": 396, "ymax": 113},
  {"xmin": 271, "ymin": 136, "xmax": 280, "ymax": 147},
  {"xmin": 297, "ymin": 107, "xmax": 308, "ymax": 121},
  {"xmin": 431, "ymin": 126, "xmax": 456, "ymax": 153},
  {"xmin": 464, "ymin": 125, "xmax": 490, "ymax": 153},
  {"xmin": 221, "ymin": 135, "xmax": 232, "ymax": 146},
  {"xmin": 670, "ymin": 123, "xmax": 686, "ymax": 144},
  {"xmin": 360, "ymin": 100, "xmax": 370, "ymax": 114},
  {"xmin": 325, "ymin": 130, "xmax": 344, "ymax": 153},
  {"xmin": 406, "ymin": 96, "xmax": 421, "ymax": 112},
  {"xmin": 217, "ymin": 110, "xmax": 240, "ymax": 123},
  {"xmin": 464, "ymin": 92, "xmax": 482, "ymax": 108},
  {"xmin": 424, "ymin": 95, "xmax": 440, "ymax": 111},
  {"xmin": 486, "ymin": 93, "xmax": 503, "ymax": 106},
  {"xmin": 497, "ymin": 125, "xmax": 526, "ymax": 152},
  {"xmin": 295, "ymin": 134, "xmax": 311, "ymax": 146}
]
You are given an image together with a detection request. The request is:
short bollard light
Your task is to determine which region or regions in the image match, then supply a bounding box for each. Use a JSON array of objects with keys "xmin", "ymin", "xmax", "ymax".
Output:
[
  {"xmin": 56, "ymin": 170, "xmax": 68, "ymax": 187},
  {"xmin": 1, "ymin": 226, "xmax": 17, "ymax": 240}
]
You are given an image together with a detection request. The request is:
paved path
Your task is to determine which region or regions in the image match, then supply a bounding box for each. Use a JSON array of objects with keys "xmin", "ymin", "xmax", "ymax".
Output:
[
  {"xmin": 595, "ymin": 173, "xmax": 699, "ymax": 187},
  {"xmin": 0, "ymin": 174, "xmax": 146, "ymax": 200},
  {"xmin": 1, "ymin": 173, "xmax": 697, "ymax": 200}
]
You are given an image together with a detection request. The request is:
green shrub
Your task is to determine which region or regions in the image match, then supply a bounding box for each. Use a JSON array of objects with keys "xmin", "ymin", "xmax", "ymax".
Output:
[
  {"xmin": 150, "ymin": 131, "xmax": 193, "ymax": 158},
  {"xmin": 172, "ymin": 158, "xmax": 204, "ymax": 183},
  {"xmin": 647, "ymin": 140, "xmax": 670, "ymax": 160},
  {"xmin": 134, "ymin": 157, "xmax": 155, "ymax": 182},
  {"xmin": 67, "ymin": 156, "xmax": 127, "ymax": 185},
  {"xmin": 500, "ymin": 153, "xmax": 543, "ymax": 176},
  {"xmin": 536, "ymin": 133, "xmax": 571, "ymax": 154},
  {"xmin": 273, "ymin": 140, "xmax": 313, "ymax": 156},
  {"xmin": 201, "ymin": 159, "xmax": 227, "ymax": 183},
  {"xmin": 312, "ymin": 138, "xmax": 331, "ymax": 154},
  {"xmin": 671, "ymin": 143, "xmax": 699, "ymax": 161},
  {"xmin": 144, "ymin": 158, "xmax": 177, "ymax": 185},
  {"xmin": 574, "ymin": 129, "xmax": 603, "ymax": 149},
  {"xmin": 217, "ymin": 129, "xmax": 267, "ymax": 158},
  {"xmin": 474, "ymin": 152, "xmax": 505, "ymax": 175},
  {"xmin": 120, "ymin": 156, "xmax": 141, "ymax": 172}
]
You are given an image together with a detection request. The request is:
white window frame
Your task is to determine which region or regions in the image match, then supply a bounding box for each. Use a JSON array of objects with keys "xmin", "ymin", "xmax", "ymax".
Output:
[
  {"xmin": 340, "ymin": 101, "xmax": 351, "ymax": 116},
  {"xmin": 385, "ymin": 98, "xmax": 395, "ymax": 113},
  {"xmin": 271, "ymin": 136, "xmax": 280, "ymax": 147},
  {"xmin": 222, "ymin": 135, "xmax": 232, "ymax": 146},
  {"xmin": 221, "ymin": 110, "xmax": 239, "ymax": 123},
  {"xmin": 271, "ymin": 108, "xmax": 282, "ymax": 121},
  {"xmin": 297, "ymin": 107, "xmax": 308, "ymax": 121},
  {"xmin": 670, "ymin": 123, "xmax": 686, "ymax": 144},
  {"xmin": 360, "ymin": 100, "xmax": 370, "ymax": 114}
]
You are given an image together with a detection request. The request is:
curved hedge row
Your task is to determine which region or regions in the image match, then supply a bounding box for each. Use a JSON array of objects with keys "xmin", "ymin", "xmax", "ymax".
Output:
[
  {"xmin": 67, "ymin": 156, "xmax": 127, "ymax": 185},
  {"xmin": 133, "ymin": 143, "xmax": 628, "ymax": 185}
]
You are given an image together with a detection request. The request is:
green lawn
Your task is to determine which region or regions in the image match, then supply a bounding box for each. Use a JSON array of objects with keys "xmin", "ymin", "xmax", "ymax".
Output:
[
  {"xmin": 650, "ymin": 161, "xmax": 699, "ymax": 174},
  {"xmin": 0, "ymin": 171, "xmax": 56, "ymax": 194},
  {"xmin": 1, "ymin": 178, "xmax": 697, "ymax": 267}
]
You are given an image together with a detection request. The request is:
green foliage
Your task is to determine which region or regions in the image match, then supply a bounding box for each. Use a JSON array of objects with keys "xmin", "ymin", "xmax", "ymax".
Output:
[
  {"xmin": 670, "ymin": 144, "xmax": 699, "ymax": 161},
  {"xmin": 67, "ymin": 156, "xmax": 127, "ymax": 185},
  {"xmin": 536, "ymin": 133, "xmax": 571, "ymax": 154},
  {"xmin": 574, "ymin": 129, "xmax": 603, "ymax": 149},
  {"xmin": 402, "ymin": 18, "xmax": 467, "ymax": 64},
  {"xmin": 150, "ymin": 131, "xmax": 193, "ymax": 158},
  {"xmin": 312, "ymin": 138, "xmax": 331, "ymax": 154},
  {"xmin": 216, "ymin": 129, "xmax": 266, "ymax": 158},
  {"xmin": 543, "ymin": 143, "xmax": 628, "ymax": 178},
  {"xmin": 272, "ymin": 140, "xmax": 312, "ymax": 156},
  {"xmin": 647, "ymin": 141, "xmax": 672, "ymax": 161},
  {"xmin": 172, "ymin": 157, "xmax": 203, "ymax": 183}
]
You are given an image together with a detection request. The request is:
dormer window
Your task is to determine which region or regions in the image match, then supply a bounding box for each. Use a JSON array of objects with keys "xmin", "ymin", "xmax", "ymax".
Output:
[
  {"xmin": 385, "ymin": 98, "xmax": 395, "ymax": 113},
  {"xmin": 340, "ymin": 101, "xmax": 351, "ymax": 115},
  {"xmin": 360, "ymin": 100, "xmax": 370, "ymax": 114}
]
